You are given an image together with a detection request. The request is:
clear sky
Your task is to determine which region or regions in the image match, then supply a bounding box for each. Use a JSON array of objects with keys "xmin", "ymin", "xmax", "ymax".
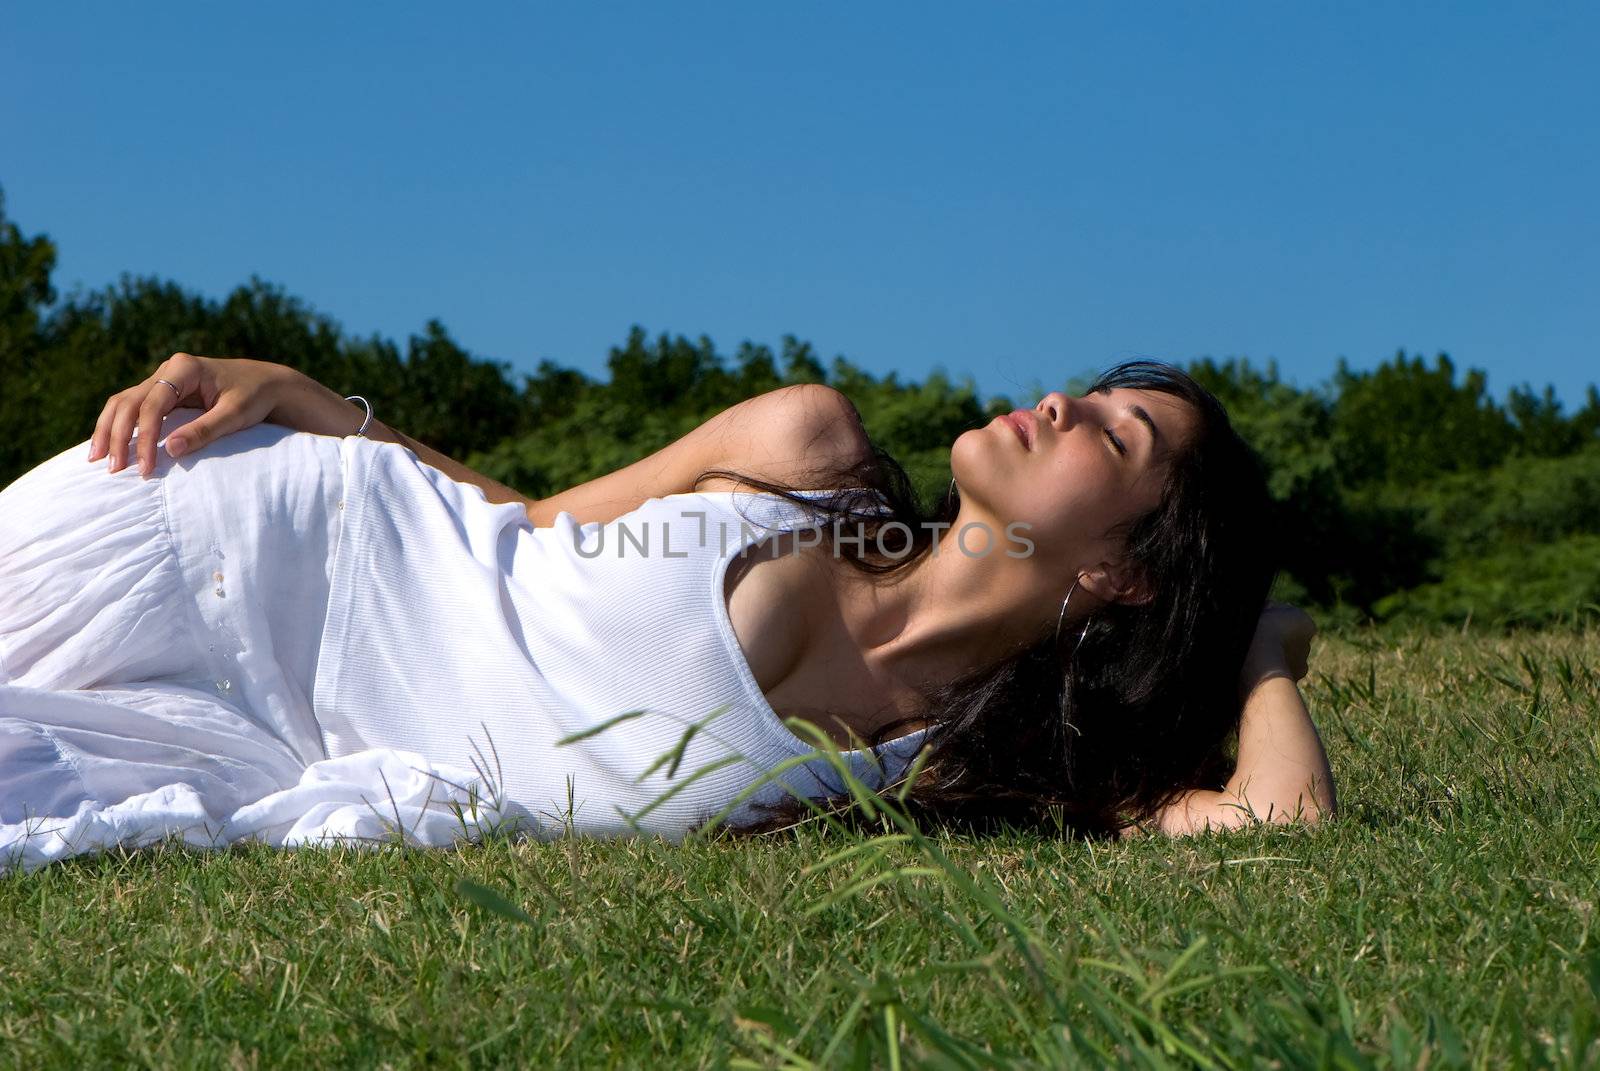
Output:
[{"xmin": 4, "ymin": 3, "xmax": 1596, "ymax": 409}]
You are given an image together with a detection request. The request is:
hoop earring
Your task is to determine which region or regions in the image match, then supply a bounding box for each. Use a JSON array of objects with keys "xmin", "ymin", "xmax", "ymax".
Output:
[
  {"xmin": 1054, "ymin": 574, "xmax": 1093, "ymax": 656},
  {"xmin": 947, "ymin": 477, "xmax": 958, "ymax": 502}
]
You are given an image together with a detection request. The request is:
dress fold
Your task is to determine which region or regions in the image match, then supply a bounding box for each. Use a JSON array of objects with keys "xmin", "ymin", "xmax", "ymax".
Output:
[{"xmin": 1, "ymin": 412, "xmax": 528, "ymax": 874}]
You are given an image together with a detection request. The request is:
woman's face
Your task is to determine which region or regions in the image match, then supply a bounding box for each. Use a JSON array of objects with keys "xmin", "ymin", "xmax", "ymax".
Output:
[{"xmin": 949, "ymin": 385, "xmax": 1199, "ymax": 597}]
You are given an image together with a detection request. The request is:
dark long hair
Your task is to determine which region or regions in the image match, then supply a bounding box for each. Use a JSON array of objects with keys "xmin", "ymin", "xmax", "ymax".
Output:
[{"xmin": 695, "ymin": 360, "xmax": 1277, "ymax": 840}]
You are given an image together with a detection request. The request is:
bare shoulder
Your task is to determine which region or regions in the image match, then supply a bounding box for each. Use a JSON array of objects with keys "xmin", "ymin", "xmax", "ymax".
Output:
[
  {"xmin": 694, "ymin": 383, "xmax": 874, "ymax": 494},
  {"xmin": 527, "ymin": 383, "xmax": 873, "ymax": 527}
]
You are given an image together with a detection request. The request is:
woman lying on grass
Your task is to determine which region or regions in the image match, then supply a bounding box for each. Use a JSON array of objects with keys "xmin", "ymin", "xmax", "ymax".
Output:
[{"xmin": 0, "ymin": 353, "xmax": 1333, "ymax": 870}]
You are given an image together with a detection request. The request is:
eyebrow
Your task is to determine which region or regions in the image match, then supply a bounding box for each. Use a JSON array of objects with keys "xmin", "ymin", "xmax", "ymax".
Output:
[
  {"xmin": 1093, "ymin": 386, "xmax": 1162, "ymax": 454},
  {"xmin": 1126, "ymin": 403, "xmax": 1161, "ymax": 453}
]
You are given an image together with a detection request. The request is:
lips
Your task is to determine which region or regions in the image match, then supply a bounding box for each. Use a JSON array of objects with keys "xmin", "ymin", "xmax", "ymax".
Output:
[{"xmin": 1001, "ymin": 411, "xmax": 1033, "ymax": 449}]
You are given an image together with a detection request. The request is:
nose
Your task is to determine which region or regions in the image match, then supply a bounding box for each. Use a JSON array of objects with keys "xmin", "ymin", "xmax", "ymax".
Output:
[{"xmin": 1036, "ymin": 391, "xmax": 1072, "ymax": 429}]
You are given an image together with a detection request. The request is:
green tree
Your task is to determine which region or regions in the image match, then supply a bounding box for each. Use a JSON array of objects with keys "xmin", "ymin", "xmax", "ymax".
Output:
[
  {"xmin": 1329, "ymin": 351, "xmax": 1516, "ymax": 487},
  {"xmin": 1506, "ymin": 380, "xmax": 1600, "ymax": 458},
  {"xmin": 0, "ymin": 188, "xmax": 57, "ymax": 480},
  {"xmin": 0, "ymin": 188, "xmax": 54, "ymax": 362}
]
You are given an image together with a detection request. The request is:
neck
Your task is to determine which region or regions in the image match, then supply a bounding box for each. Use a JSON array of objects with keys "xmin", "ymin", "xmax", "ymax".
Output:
[{"xmin": 828, "ymin": 521, "xmax": 1059, "ymax": 699}]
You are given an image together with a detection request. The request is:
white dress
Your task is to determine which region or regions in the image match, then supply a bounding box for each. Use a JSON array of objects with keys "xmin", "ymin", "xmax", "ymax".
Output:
[{"xmin": 0, "ymin": 408, "xmax": 927, "ymax": 873}]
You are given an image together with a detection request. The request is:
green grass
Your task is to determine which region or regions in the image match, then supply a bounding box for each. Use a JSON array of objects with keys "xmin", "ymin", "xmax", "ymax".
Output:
[{"xmin": 2, "ymin": 626, "xmax": 1598, "ymax": 1069}]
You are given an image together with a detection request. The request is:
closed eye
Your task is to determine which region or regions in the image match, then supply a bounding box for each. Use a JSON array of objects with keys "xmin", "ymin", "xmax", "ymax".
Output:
[{"xmin": 1092, "ymin": 386, "xmax": 1128, "ymax": 457}]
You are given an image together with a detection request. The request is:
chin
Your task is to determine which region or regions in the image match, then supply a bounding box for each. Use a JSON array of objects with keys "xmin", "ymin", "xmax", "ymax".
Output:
[
  {"xmin": 947, "ymin": 437, "xmax": 986, "ymax": 497},
  {"xmin": 949, "ymin": 430, "xmax": 1016, "ymax": 495}
]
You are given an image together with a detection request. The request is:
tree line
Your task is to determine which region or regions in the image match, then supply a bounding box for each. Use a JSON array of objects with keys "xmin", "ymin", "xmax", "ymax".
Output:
[{"xmin": 3, "ymin": 189, "xmax": 1596, "ymax": 630}]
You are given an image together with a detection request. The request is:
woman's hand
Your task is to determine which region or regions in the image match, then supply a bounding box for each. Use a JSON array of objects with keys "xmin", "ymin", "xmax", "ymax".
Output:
[
  {"xmin": 87, "ymin": 353, "xmax": 300, "ymax": 477},
  {"xmin": 1239, "ymin": 601, "xmax": 1317, "ymax": 698}
]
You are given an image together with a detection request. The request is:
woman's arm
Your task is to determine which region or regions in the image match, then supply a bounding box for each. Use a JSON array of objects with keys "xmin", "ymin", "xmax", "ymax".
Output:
[
  {"xmin": 97, "ymin": 352, "xmax": 537, "ymax": 512},
  {"xmin": 107, "ymin": 353, "xmax": 866, "ymax": 528},
  {"xmin": 1153, "ymin": 675, "xmax": 1337, "ymax": 835},
  {"xmin": 524, "ymin": 383, "xmax": 870, "ymax": 528},
  {"xmin": 268, "ymin": 370, "xmax": 533, "ymax": 509},
  {"xmin": 1134, "ymin": 604, "xmax": 1337, "ymax": 837},
  {"xmin": 279, "ymin": 374, "xmax": 871, "ymax": 529}
]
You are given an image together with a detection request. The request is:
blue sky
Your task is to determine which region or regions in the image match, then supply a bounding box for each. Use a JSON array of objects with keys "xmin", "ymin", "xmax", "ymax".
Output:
[{"xmin": 4, "ymin": 4, "xmax": 1596, "ymax": 410}]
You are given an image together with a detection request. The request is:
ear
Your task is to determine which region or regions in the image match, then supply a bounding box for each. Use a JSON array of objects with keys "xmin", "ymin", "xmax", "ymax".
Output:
[{"xmin": 1079, "ymin": 562, "xmax": 1155, "ymax": 607}]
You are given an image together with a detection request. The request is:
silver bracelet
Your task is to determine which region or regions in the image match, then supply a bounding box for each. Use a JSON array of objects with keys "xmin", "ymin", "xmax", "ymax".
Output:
[{"xmin": 343, "ymin": 395, "xmax": 374, "ymax": 438}]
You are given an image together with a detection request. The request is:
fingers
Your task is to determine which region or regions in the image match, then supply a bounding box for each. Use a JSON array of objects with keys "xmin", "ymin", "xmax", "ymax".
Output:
[
  {"xmin": 135, "ymin": 385, "xmax": 180, "ymax": 476},
  {"xmin": 105, "ymin": 396, "xmax": 142, "ymax": 474},
  {"xmin": 165, "ymin": 398, "xmax": 245, "ymax": 459},
  {"xmin": 87, "ymin": 394, "xmax": 121, "ymax": 464},
  {"xmin": 89, "ymin": 353, "xmax": 202, "ymax": 474}
]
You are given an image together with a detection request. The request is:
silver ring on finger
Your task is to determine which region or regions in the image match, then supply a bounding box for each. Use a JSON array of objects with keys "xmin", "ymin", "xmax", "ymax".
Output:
[{"xmin": 155, "ymin": 378, "xmax": 182, "ymax": 400}]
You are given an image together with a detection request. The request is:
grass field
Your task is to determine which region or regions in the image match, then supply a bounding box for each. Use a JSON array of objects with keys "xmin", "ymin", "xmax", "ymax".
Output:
[{"xmin": 2, "ymin": 626, "xmax": 1597, "ymax": 1069}]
